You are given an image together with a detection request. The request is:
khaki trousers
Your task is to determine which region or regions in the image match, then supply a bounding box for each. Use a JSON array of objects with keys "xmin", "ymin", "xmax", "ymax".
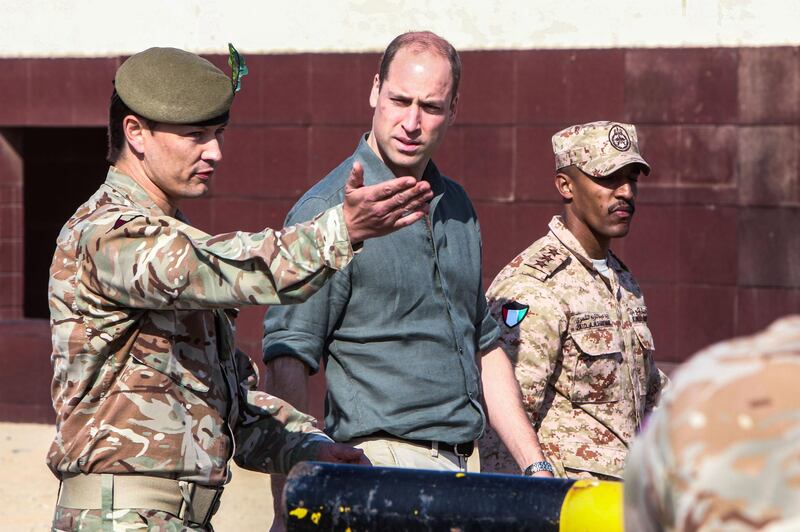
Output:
[{"xmin": 349, "ymin": 437, "xmax": 481, "ymax": 472}]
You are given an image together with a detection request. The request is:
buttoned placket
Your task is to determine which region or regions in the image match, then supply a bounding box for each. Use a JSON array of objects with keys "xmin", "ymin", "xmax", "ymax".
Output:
[
  {"xmin": 592, "ymin": 260, "xmax": 643, "ymax": 430},
  {"xmin": 609, "ymin": 268, "xmax": 642, "ymax": 429},
  {"xmin": 424, "ymin": 191, "xmax": 480, "ymax": 410}
]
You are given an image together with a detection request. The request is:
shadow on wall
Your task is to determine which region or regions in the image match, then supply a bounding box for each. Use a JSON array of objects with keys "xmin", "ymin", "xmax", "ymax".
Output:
[{"xmin": 0, "ymin": 127, "xmax": 107, "ymax": 422}]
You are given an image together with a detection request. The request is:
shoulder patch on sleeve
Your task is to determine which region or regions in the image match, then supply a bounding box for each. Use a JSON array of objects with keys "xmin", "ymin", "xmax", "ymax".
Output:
[
  {"xmin": 501, "ymin": 301, "xmax": 530, "ymax": 328},
  {"xmin": 524, "ymin": 244, "xmax": 569, "ymax": 281}
]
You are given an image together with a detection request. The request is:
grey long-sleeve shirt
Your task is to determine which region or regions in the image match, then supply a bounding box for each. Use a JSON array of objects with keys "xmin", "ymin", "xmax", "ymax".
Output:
[{"xmin": 263, "ymin": 135, "xmax": 500, "ymax": 444}]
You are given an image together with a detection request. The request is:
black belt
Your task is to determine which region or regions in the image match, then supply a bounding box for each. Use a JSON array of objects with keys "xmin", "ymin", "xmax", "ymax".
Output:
[{"xmin": 368, "ymin": 431, "xmax": 475, "ymax": 457}]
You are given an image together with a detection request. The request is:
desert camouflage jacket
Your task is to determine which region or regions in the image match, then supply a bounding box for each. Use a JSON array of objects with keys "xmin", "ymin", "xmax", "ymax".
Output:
[
  {"xmin": 480, "ymin": 216, "xmax": 667, "ymax": 479},
  {"xmin": 625, "ymin": 315, "xmax": 800, "ymax": 531},
  {"xmin": 625, "ymin": 315, "xmax": 800, "ymax": 532},
  {"xmin": 47, "ymin": 167, "xmax": 354, "ymax": 486}
]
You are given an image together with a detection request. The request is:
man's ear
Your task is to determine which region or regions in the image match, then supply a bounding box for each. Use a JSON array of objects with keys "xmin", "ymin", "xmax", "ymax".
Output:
[
  {"xmin": 447, "ymin": 93, "xmax": 458, "ymax": 126},
  {"xmin": 369, "ymin": 74, "xmax": 380, "ymax": 109},
  {"xmin": 123, "ymin": 115, "xmax": 147, "ymax": 156},
  {"xmin": 555, "ymin": 172, "xmax": 574, "ymax": 201}
]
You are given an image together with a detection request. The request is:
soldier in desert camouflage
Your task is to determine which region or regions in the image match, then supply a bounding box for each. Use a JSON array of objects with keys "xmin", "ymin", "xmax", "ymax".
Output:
[
  {"xmin": 48, "ymin": 46, "xmax": 432, "ymax": 530},
  {"xmin": 479, "ymin": 121, "xmax": 668, "ymax": 480},
  {"xmin": 625, "ymin": 315, "xmax": 800, "ymax": 531}
]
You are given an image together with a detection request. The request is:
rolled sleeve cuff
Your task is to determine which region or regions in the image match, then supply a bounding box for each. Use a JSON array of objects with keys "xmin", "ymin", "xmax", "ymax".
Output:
[
  {"xmin": 315, "ymin": 204, "xmax": 358, "ymax": 270},
  {"xmin": 263, "ymin": 330, "xmax": 325, "ymax": 375},
  {"xmin": 477, "ymin": 313, "xmax": 502, "ymax": 352}
]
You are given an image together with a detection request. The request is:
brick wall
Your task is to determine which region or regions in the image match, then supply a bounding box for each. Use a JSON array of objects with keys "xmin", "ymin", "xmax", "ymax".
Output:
[{"xmin": 0, "ymin": 47, "xmax": 797, "ymax": 422}]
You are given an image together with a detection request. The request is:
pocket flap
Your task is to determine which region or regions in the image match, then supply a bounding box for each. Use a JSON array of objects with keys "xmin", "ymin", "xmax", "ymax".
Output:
[
  {"xmin": 633, "ymin": 323, "xmax": 655, "ymax": 351},
  {"xmin": 571, "ymin": 326, "xmax": 621, "ymax": 356}
]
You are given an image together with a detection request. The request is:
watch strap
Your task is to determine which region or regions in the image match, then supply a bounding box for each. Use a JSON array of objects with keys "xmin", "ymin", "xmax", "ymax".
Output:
[{"xmin": 524, "ymin": 460, "xmax": 554, "ymax": 476}]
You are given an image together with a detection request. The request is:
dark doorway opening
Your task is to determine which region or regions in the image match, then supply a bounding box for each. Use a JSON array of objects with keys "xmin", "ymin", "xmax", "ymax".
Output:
[{"xmin": 23, "ymin": 127, "xmax": 108, "ymax": 318}]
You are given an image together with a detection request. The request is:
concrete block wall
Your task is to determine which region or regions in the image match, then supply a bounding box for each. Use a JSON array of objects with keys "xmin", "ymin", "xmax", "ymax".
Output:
[{"xmin": 0, "ymin": 47, "xmax": 797, "ymax": 422}]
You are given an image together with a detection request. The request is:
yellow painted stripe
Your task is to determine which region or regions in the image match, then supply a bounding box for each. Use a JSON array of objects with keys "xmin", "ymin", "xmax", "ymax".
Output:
[{"xmin": 559, "ymin": 479, "xmax": 623, "ymax": 532}]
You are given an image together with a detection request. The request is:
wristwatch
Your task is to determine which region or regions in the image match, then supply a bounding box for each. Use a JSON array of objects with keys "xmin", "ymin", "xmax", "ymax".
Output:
[{"xmin": 523, "ymin": 460, "xmax": 554, "ymax": 476}]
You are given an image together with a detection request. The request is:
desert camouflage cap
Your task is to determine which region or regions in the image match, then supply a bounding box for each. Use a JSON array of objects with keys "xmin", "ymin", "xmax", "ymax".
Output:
[
  {"xmin": 552, "ymin": 121, "xmax": 651, "ymax": 177},
  {"xmin": 115, "ymin": 47, "xmax": 234, "ymax": 124}
]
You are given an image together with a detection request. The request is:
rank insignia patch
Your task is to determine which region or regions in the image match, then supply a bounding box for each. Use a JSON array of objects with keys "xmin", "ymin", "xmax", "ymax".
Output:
[{"xmin": 502, "ymin": 302, "xmax": 529, "ymax": 328}]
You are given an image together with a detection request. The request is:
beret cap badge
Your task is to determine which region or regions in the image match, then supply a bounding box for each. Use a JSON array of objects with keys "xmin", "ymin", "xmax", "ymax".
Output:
[{"xmin": 228, "ymin": 43, "xmax": 248, "ymax": 93}]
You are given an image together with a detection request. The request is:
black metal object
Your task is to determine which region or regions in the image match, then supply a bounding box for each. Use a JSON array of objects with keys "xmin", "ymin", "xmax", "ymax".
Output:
[{"xmin": 284, "ymin": 462, "xmax": 577, "ymax": 531}]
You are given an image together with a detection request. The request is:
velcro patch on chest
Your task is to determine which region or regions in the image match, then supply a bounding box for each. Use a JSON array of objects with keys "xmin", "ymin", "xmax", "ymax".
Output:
[{"xmin": 502, "ymin": 302, "xmax": 530, "ymax": 328}]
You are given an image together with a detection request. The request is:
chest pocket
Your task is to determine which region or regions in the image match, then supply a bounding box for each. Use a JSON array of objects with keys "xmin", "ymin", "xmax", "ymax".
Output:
[
  {"xmin": 125, "ymin": 310, "xmax": 214, "ymax": 394},
  {"xmin": 633, "ymin": 323, "xmax": 654, "ymax": 351},
  {"xmin": 631, "ymin": 305, "xmax": 654, "ymax": 352},
  {"xmin": 129, "ymin": 349, "xmax": 211, "ymax": 393},
  {"xmin": 568, "ymin": 325, "xmax": 623, "ymax": 404}
]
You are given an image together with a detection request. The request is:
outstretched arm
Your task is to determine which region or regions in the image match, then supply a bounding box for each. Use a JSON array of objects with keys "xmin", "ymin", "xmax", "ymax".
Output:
[{"xmin": 82, "ymin": 162, "xmax": 431, "ymax": 310}]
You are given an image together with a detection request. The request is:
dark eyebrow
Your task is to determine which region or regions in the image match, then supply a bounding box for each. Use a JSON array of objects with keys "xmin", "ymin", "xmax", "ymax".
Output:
[
  {"xmin": 420, "ymin": 99, "xmax": 446, "ymax": 107},
  {"xmin": 387, "ymin": 90, "xmax": 411, "ymax": 100},
  {"xmin": 386, "ymin": 89, "xmax": 445, "ymax": 108}
]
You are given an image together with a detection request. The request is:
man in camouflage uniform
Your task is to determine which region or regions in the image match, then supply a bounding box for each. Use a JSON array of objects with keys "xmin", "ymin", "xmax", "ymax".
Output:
[
  {"xmin": 479, "ymin": 121, "xmax": 668, "ymax": 480},
  {"xmin": 625, "ymin": 315, "xmax": 800, "ymax": 531},
  {"xmin": 48, "ymin": 46, "xmax": 432, "ymax": 530}
]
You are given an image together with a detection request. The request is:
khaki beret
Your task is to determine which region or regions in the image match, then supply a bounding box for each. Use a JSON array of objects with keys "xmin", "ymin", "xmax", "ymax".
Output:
[
  {"xmin": 552, "ymin": 121, "xmax": 650, "ymax": 177},
  {"xmin": 115, "ymin": 47, "xmax": 233, "ymax": 124}
]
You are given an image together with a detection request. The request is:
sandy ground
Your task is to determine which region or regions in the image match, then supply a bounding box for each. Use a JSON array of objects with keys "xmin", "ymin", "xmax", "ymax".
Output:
[{"xmin": 0, "ymin": 422, "xmax": 276, "ymax": 530}]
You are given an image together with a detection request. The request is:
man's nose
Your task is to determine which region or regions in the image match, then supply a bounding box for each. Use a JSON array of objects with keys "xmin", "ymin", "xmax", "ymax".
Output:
[
  {"xmin": 402, "ymin": 105, "xmax": 421, "ymax": 132},
  {"xmin": 616, "ymin": 181, "xmax": 635, "ymax": 200},
  {"xmin": 202, "ymin": 138, "xmax": 223, "ymax": 163}
]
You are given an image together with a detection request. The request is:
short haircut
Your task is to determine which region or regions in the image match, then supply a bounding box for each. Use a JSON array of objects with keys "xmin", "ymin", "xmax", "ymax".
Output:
[
  {"xmin": 377, "ymin": 31, "xmax": 461, "ymax": 101},
  {"xmin": 557, "ymin": 164, "xmax": 584, "ymax": 183},
  {"xmin": 106, "ymin": 90, "xmax": 230, "ymax": 164},
  {"xmin": 106, "ymin": 90, "xmax": 154, "ymax": 164}
]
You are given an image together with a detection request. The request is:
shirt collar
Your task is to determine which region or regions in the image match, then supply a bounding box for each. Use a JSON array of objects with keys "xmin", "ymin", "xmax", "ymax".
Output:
[
  {"xmin": 548, "ymin": 215, "xmax": 611, "ymax": 270},
  {"xmin": 354, "ymin": 134, "xmax": 445, "ymax": 196},
  {"xmin": 105, "ymin": 166, "xmax": 188, "ymax": 222}
]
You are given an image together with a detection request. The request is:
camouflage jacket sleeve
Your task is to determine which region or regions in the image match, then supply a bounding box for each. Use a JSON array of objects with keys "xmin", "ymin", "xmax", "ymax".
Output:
[
  {"xmin": 488, "ymin": 276, "xmax": 567, "ymax": 417},
  {"xmin": 231, "ymin": 348, "xmax": 331, "ymax": 474},
  {"xmin": 626, "ymin": 316, "xmax": 800, "ymax": 530},
  {"xmin": 81, "ymin": 204, "xmax": 353, "ymax": 309},
  {"xmin": 623, "ymin": 405, "xmax": 671, "ymax": 532}
]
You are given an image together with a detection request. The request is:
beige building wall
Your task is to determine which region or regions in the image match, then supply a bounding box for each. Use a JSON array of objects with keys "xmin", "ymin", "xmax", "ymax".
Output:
[{"xmin": 1, "ymin": 0, "xmax": 799, "ymax": 57}]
